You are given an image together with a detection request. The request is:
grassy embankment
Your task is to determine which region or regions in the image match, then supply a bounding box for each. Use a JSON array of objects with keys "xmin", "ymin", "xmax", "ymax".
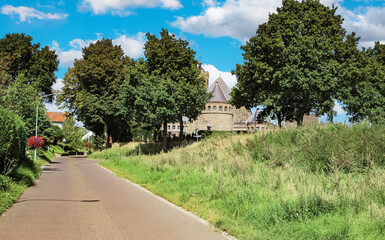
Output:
[
  {"xmin": 90, "ymin": 124, "xmax": 385, "ymax": 239},
  {"xmin": 0, "ymin": 145, "xmax": 64, "ymax": 214}
]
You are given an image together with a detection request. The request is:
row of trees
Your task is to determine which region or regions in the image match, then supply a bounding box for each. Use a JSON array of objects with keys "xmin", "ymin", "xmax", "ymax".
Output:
[
  {"xmin": 0, "ymin": 33, "xmax": 62, "ymax": 174},
  {"xmin": 57, "ymin": 29, "xmax": 209, "ymax": 151},
  {"xmin": 0, "ymin": 33, "xmax": 90, "ymax": 174},
  {"xmin": 231, "ymin": 0, "xmax": 385, "ymax": 126}
]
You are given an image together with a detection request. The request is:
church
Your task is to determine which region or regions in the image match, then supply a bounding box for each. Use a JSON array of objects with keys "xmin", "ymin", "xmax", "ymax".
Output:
[{"xmin": 166, "ymin": 67, "xmax": 270, "ymax": 136}]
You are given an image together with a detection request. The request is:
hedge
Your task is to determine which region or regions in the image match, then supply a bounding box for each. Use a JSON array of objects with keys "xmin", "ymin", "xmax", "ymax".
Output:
[{"xmin": 0, "ymin": 106, "xmax": 27, "ymax": 175}]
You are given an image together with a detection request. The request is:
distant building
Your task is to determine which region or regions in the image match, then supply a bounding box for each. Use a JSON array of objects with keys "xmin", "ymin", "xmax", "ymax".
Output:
[
  {"xmin": 46, "ymin": 112, "xmax": 68, "ymax": 129},
  {"xmin": 166, "ymin": 74, "xmax": 270, "ymax": 136}
]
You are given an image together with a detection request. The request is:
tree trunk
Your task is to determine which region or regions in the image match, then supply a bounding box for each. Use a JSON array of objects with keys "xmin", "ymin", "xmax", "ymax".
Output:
[
  {"xmin": 104, "ymin": 122, "xmax": 109, "ymax": 149},
  {"xmin": 179, "ymin": 116, "xmax": 183, "ymax": 145},
  {"xmin": 296, "ymin": 114, "xmax": 304, "ymax": 127},
  {"xmin": 278, "ymin": 115, "xmax": 283, "ymax": 128},
  {"xmin": 162, "ymin": 118, "xmax": 168, "ymax": 152}
]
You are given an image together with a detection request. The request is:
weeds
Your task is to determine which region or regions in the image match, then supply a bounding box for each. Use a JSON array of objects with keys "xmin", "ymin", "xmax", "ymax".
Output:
[{"xmin": 91, "ymin": 124, "xmax": 385, "ymax": 239}]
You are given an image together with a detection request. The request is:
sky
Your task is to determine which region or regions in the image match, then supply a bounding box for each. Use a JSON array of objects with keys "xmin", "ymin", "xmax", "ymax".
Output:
[{"xmin": 2, "ymin": 0, "xmax": 385, "ymax": 124}]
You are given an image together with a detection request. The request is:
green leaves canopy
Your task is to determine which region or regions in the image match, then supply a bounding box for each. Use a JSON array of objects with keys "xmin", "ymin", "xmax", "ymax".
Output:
[
  {"xmin": 57, "ymin": 39, "xmax": 135, "ymax": 144},
  {"xmin": 0, "ymin": 33, "xmax": 58, "ymax": 98},
  {"xmin": 231, "ymin": 0, "xmax": 347, "ymax": 126}
]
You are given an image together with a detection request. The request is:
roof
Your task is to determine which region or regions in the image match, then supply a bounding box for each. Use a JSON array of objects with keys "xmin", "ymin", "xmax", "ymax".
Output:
[
  {"xmin": 207, "ymin": 76, "xmax": 231, "ymax": 102},
  {"xmin": 246, "ymin": 109, "xmax": 260, "ymax": 123},
  {"xmin": 46, "ymin": 112, "xmax": 68, "ymax": 123}
]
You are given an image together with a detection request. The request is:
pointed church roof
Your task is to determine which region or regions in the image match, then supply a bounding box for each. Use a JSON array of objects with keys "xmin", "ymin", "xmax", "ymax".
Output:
[
  {"xmin": 246, "ymin": 109, "xmax": 260, "ymax": 123},
  {"xmin": 207, "ymin": 76, "xmax": 231, "ymax": 102}
]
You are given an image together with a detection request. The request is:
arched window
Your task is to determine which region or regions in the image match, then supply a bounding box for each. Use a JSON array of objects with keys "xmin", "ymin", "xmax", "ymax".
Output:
[
  {"xmin": 168, "ymin": 125, "xmax": 170, "ymax": 130},
  {"xmin": 213, "ymin": 106, "xmax": 217, "ymax": 111},
  {"xmin": 172, "ymin": 125, "xmax": 176, "ymax": 130},
  {"xmin": 224, "ymin": 106, "xmax": 227, "ymax": 111},
  {"xmin": 208, "ymin": 106, "xmax": 211, "ymax": 111},
  {"xmin": 219, "ymin": 106, "xmax": 223, "ymax": 111},
  {"xmin": 229, "ymin": 107, "xmax": 231, "ymax": 111}
]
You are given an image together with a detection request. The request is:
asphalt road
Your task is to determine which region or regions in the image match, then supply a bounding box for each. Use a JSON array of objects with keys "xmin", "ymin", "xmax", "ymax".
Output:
[{"xmin": 0, "ymin": 156, "xmax": 229, "ymax": 240}]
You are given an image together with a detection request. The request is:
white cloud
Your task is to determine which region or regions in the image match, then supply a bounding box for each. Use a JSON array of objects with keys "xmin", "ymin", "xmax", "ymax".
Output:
[
  {"xmin": 52, "ymin": 33, "xmax": 146, "ymax": 68},
  {"xmin": 1, "ymin": 5, "xmax": 68, "ymax": 23},
  {"xmin": 78, "ymin": 0, "xmax": 182, "ymax": 15},
  {"xmin": 171, "ymin": 0, "xmax": 344, "ymax": 42},
  {"xmin": 112, "ymin": 32, "xmax": 146, "ymax": 58},
  {"xmin": 341, "ymin": 6, "xmax": 385, "ymax": 48},
  {"xmin": 172, "ymin": 0, "xmax": 281, "ymax": 42},
  {"xmin": 52, "ymin": 78, "xmax": 65, "ymax": 91},
  {"xmin": 333, "ymin": 100, "xmax": 346, "ymax": 115},
  {"xmin": 202, "ymin": 64, "xmax": 237, "ymax": 89},
  {"xmin": 51, "ymin": 41, "xmax": 83, "ymax": 68}
]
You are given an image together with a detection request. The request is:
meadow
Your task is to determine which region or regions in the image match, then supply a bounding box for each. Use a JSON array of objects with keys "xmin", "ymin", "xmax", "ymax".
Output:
[{"xmin": 90, "ymin": 124, "xmax": 385, "ymax": 239}]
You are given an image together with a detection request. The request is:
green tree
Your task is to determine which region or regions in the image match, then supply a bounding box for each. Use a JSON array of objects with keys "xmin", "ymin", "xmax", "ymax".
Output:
[
  {"xmin": 0, "ymin": 76, "xmax": 52, "ymax": 136},
  {"xmin": 62, "ymin": 116, "xmax": 85, "ymax": 152},
  {"xmin": 0, "ymin": 106, "xmax": 26, "ymax": 175},
  {"xmin": 338, "ymin": 41, "xmax": 385, "ymax": 123},
  {"xmin": 144, "ymin": 29, "xmax": 209, "ymax": 147},
  {"xmin": 0, "ymin": 33, "xmax": 59, "ymax": 98},
  {"xmin": 231, "ymin": 0, "xmax": 350, "ymax": 126},
  {"xmin": 57, "ymin": 39, "xmax": 135, "ymax": 148},
  {"xmin": 121, "ymin": 61, "xmax": 180, "ymax": 151}
]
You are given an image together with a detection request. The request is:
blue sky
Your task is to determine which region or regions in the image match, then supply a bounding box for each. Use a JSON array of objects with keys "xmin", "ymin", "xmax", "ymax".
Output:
[{"xmin": 2, "ymin": 0, "xmax": 385, "ymax": 123}]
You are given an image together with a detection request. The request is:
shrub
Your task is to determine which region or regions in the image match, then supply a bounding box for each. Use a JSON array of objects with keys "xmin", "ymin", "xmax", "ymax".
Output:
[
  {"xmin": 0, "ymin": 106, "xmax": 27, "ymax": 175},
  {"xmin": 27, "ymin": 136, "xmax": 45, "ymax": 148}
]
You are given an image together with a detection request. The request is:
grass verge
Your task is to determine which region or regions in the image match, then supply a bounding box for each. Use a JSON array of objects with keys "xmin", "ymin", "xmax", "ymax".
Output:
[
  {"xmin": 0, "ymin": 146, "xmax": 59, "ymax": 214},
  {"xmin": 90, "ymin": 124, "xmax": 385, "ymax": 239}
]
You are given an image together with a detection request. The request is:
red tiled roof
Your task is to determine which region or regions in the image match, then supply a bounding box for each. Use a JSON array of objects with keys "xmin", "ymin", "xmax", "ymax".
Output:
[{"xmin": 46, "ymin": 112, "xmax": 68, "ymax": 123}]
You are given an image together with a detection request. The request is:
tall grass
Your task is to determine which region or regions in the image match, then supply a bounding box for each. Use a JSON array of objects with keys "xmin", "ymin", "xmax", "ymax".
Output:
[{"xmin": 91, "ymin": 124, "xmax": 385, "ymax": 239}]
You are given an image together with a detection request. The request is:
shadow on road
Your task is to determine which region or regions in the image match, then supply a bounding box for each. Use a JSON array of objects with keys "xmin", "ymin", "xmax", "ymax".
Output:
[
  {"xmin": 16, "ymin": 199, "xmax": 100, "ymax": 203},
  {"xmin": 42, "ymin": 167, "xmax": 62, "ymax": 171}
]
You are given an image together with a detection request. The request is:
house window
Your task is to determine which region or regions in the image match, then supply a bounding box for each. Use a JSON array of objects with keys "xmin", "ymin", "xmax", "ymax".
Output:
[
  {"xmin": 213, "ymin": 106, "xmax": 217, "ymax": 111},
  {"xmin": 219, "ymin": 106, "xmax": 223, "ymax": 111},
  {"xmin": 168, "ymin": 125, "xmax": 170, "ymax": 130},
  {"xmin": 256, "ymin": 127, "xmax": 260, "ymax": 131},
  {"xmin": 224, "ymin": 106, "xmax": 227, "ymax": 111},
  {"xmin": 251, "ymin": 127, "xmax": 254, "ymax": 130},
  {"xmin": 261, "ymin": 127, "xmax": 264, "ymax": 130},
  {"xmin": 178, "ymin": 125, "xmax": 180, "ymax": 130},
  {"xmin": 172, "ymin": 125, "xmax": 176, "ymax": 130},
  {"xmin": 208, "ymin": 106, "xmax": 211, "ymax": 111}
]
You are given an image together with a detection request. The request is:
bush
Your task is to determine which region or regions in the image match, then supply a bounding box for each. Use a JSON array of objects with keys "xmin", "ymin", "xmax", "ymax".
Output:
[{"xmin": 0, "ymin": 106, "xmax": 27, "ymax": 175}]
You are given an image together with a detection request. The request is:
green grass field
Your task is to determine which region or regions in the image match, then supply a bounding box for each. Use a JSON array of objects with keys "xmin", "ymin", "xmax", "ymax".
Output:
[{"xmin": 90, "ymin": 124, "xmax": 385, "ymax": 239}]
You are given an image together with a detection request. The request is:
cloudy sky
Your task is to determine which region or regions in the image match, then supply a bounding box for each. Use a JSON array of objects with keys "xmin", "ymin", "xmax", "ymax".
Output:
[{"xmin": 2, "ymin": 0, "xmax": 385, "ymax": 123}]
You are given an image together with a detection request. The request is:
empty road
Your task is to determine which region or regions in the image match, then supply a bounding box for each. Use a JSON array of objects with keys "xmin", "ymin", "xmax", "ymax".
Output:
[{"xmin": 0, "ymin": 156, "xmax": 229, "ymax": 240}]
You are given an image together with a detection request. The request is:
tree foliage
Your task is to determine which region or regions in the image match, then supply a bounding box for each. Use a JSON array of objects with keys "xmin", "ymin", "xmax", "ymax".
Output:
[
  {"xmin": 62, "ymin": 116, "xmax": 85, "ymax": 152},
  {"xmin": 0, "ymin": 106, "xmax": 26, "ymax": 175},
  {"xmin": 0, "ymin": 33, "xmax": 59, "ymax": 98},
  {"xmin": 0, "ymin": 76, "xmax": 51, "ymax": 136},
  {"xmin": 57, "ymin": 39, "xmax": 135, "ymax": 147},
  {"xmin": 338, "ymin": 40, "xmax": 385, "ymax": 123},
  {"xmin": 143, "ymin": 29, "xmax": 209, "ymax": 149},
  {"xmin": 232, "ymin": 0, "xmax": 349, "ymax": 126}
]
